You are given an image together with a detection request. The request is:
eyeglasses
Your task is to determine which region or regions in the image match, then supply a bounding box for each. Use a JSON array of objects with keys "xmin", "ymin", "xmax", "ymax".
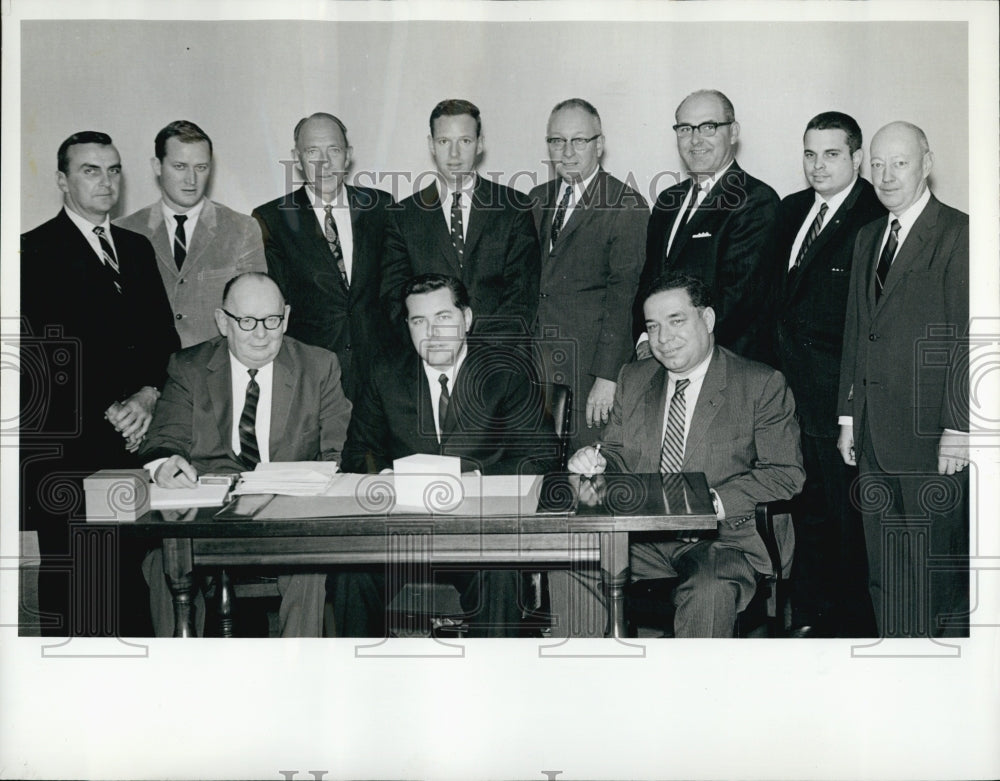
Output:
[
  {"xmin": 545, "ymin": 134, "xmax": 601, "ymax": 152},
  {"xmin": 672, "ymin": 121, "xmax": 734, "ymax": 138},
  {"xmin": 221, "ymin": 309, "xmax": 285, "ymax": 331}
]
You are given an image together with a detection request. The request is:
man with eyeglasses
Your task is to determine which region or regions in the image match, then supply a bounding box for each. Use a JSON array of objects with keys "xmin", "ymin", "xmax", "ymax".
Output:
[
  {"xmin": 636, "ymin": 89, "xmax": 780, "ymax": 364},
  {"xmin": 252, "ymin": 112, "xmax": 395, "ymax": 402},
  {"xmin": 528, "ymin": 99, "xmax": 648, "ymax": 451},
  {"xmin": 382, "ymin": 99, "xmax": 540, "ymax": 336},
  {"xmin": 140, "ymin": 272, "xmax": 352, "ymax": 636},
  {"xmin": 116, "ymin": 120, "xmax": 266, "ymax": 348}
]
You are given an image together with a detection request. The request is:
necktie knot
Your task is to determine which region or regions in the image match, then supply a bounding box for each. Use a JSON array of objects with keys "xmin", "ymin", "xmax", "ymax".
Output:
[
  {"xmin": 452, "ymin": 192, "xmax": 462, "ymax": 208},
  {"xmin": 175, "ymin": 214, "xmax": 187, "ymax": 227},
  {"xmin": 890, "ymin": 218, "xmax": 900, "ymax": 235},
  {"xmin": 248, "ymin": 368, "xmax": 258, "ymax": 381},
  {"xmin": 674, "ymin": 378, "xmax": 690, "ymax": 395},
  {"xmin": 550, "ymin": 185, "xmax": 574, "ymax": 246},
  {"xmin": 439, "ymin": 373, "xmax": 450, "ymax": 394}
]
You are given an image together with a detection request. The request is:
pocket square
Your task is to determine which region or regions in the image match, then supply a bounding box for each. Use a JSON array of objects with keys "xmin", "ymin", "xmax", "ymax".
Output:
[{"xmin": 692, "ymin": 231, "xmax": 712, "ymax": 238}]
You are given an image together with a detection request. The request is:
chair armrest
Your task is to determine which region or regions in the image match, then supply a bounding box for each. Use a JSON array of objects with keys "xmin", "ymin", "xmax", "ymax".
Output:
[{"xmin": 754, "ymin": 499, "xmax": 794, "ymax": 580}]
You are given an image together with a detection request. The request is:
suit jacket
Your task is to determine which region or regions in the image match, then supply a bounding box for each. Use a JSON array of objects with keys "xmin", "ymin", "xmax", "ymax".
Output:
[
  {"xmin": 599, "ymin": 346, "xmax": 804, "ymax": 576},
  {"xmin": 341, "ymin": 342, "xmax": 560, "ymax": 476},
  {"xmin": 252, "ymin": 184, "xmax": 395, "ymax": 402},
  {"xmin": 837, "ymin": 195, "xmax": 969, "ymax": 472},
  {"xmin": 774, "ymin": 178, "xmax": 886, "ymax": 436},
  {"xmin": 20, "ymin": 209, "xmax": 180, "ymax": 470},
  {"xmin": 115, "ymin": 199, "xmax": 266, "ymax": 348},
  {"xmin": 141, "ymin": 335, "xmax": 351, "ymax": 473},
  {"xmin": 530, "ymin": 169, "xmax": 649, "ymax": 383},
  {"xmin": 381, "ymin": 177, "xmax": 541, "ymax": 335},
  {"xmin": 637, "ymin": 161, "xmax": 780, "ymax": 362}
]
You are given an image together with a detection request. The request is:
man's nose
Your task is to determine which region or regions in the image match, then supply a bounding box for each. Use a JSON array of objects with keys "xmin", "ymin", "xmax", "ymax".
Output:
[
  {"xmin": 448, "ymin": 143, "xmax": 460, "ymax": 159},
  {"xmin": 561, "ymin": 143, "xmax": 577, "ymax": 159}
]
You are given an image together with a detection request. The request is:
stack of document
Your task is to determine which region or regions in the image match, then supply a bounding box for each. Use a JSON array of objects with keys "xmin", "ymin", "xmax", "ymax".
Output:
[{"xmin": 232, "ymin": 461, "xmax": 340, "ymax": 496}]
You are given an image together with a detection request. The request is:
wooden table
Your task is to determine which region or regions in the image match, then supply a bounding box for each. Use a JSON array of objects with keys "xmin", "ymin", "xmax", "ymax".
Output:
[{"xmin": 126, "ymin": 472, "xmax": 717, "ymax": 638}]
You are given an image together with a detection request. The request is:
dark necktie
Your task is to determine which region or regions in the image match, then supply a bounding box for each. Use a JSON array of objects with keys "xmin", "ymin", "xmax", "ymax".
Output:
[
  {"xmin": 92, "ymin": 226, "xmax": 122, "ymax": 294},
  {"xmin": 679, "ymin": 183, "xmax": 703, "ymax": 231},
  {"xmin": 450, "ymin": 192, "xmax": 465, "ymax": 266},
  {"xmin": 438, "ymin": 373, "xmax": 451, "ymax": 439},
  {"xmin": 874, "ymin": 218, "xmax": 901, "ymax": 303},
  {"xmin": 239, "ymin": 368, "xmax": 261, "ymax": 468},
  {"xmin": 173, "ymin": 214, "xmax": 188, "ymax": 270},
  {"xmin": 549, "ymin": 184, "xmax": 573, "ymax": 247},
  {"xmin": 659, "ymin": 378, "xmax": 690, "ymax": 475},
  {"xmin": 792, "ymin": 202, "xmax": 828, "ymax": 270},
  {"xmin": 324, "ymin": 205, "xmax": 349, "ymax": 289}
]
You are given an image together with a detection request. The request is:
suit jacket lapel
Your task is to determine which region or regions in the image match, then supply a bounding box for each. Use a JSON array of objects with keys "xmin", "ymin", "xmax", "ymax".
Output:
[
  {"xmin": 347, "ymin": 185, "xmax": 370, "ymax": 297},
  {"xmin": 184, "ymin": 199, "xmax": 216, "ymax": 273},
  {"xmin": 639, "ymin": 364, "xmax": 670, "ymax": 470},
  {"xmin": 464, "ymin": 177, "xmax": 492, "ymax": 260},
  {"xmin": 419, "ymin": 184, "xmax": 461, "ymax": 274},
  {"xmin": 881, "ymin": 196, "xmax": 940, "ymax": 302},
  {"xmin": 665, "ymin": 180, "xmax": 699, "ymax": 262},
  {"xmin": 295, "ymin": 185, "xmax": 334, "ymax": 259},
  {"xmin": 683, "ymin": 348, "xmax": 726, "ymax": 467},
  {"xmin": 207, "ymin": 340, "xmax": 236, "ymax": 460},
  {"xmin": 538, "ymin": 179, "xmax": 560, "ymax": 252},
  {"xmin": 269, "ymin": 343, "xmax": 296, "ymax": 461},
  {"xmin": 554, "ymin": 170, "xmax": 602, "ymax": 247},
  {"xmin": 145, "ymin": 207, "xmax": 176, "ymax": 278}
]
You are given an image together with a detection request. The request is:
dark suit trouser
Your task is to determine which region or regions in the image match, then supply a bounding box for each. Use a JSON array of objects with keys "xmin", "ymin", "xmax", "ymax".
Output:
[
  {"xmin": 330, "ymin": 568, "xmax": 524, "ymax": 638},
  {"xmin": 631, "ymin": 537, "xmax": 758, "ymax": 638},
  {"xmin": 790, "ymin": 432, "xmax": 876, "ymax": 636},
  {"xmin": 857, "ymin": 419, "xmax": 969, "ymax": 638}
]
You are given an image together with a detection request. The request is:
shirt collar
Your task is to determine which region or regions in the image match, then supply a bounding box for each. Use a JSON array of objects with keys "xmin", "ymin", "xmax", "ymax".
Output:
[
  {"xmin": 63, "ymin": 204, "xmax": 111, "ymax": 235},
  {"xmin": 558, "ymin": 166, "xmax": 600, "ymax": 201},
  {"xmin": 438, "ymin": 174, "xmax": 478, "ymax": 204},
  {"xmin": 815, "ymin": 175, "xmax": 858, "ymax": 212},
  {"xmin": 161, "ymin": 197, "xmax": 206, "ymax": 224},
  {"xmin": 305, "ymin": 183, "xmax": 349, "ymax": 208},
  {"xmin": 228, "ymin": 350, "xmax": 275, "ymax": 378},
  {"xmin": 688, "ymin": 159, "xmax": 735, "ymax": 195},
  {"xmin": 890, "ymin": 186, "xmax": 931, "ymax": 231},
  {"xmin": 421, "ymin": 343, "xmax": 468, "ymax": 386},
  {"xmin": 668, "ymin": 344, "xmax": 714, "ymax": 383}
]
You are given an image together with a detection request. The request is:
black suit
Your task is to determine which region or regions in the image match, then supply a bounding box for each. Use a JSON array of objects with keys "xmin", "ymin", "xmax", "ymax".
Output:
[
  {"xmin": 382, "ymin": 177, "xmax": 540, "ymax": 335},
  {"xmin": 252, "ymin": 185, "xmax": 395, "ymax": 402},
  {"xmin": 637, "ymin": 162, "xmax": 780, "ymax": 362},
  {"xmin": 20, "ymin": 209, "xmax": 180, "ymax": 635},
  {"xmin": 336, "ymin": 342, "xmax": 559, "ymax": 637},
  {"xmin": 774, "ymin": 178, "xmax": 885, "ymax": 635}
]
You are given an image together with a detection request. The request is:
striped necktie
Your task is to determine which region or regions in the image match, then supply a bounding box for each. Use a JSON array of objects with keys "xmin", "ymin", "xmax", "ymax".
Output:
[
  {"xmin": 92, "ymin": 226, "xmax": 122, "ymax": 294},
  {"xmin": 324, "ymin": 205, "xmax": 349, "ymax": 289},
  {"xmin": 792, "ymin": 202, "xmax": 828, "ymax": 270},
  {"xmin": 239, "ymin": 368, "xmax": 261, "ymax": 468},
  {"xmin": 874, "ymin": 218, "xmax": 901, "ymax": 302},
  {"xmin": 659, "ymin": 378, "xmax": 690, "ymax": 475},
  {"xmin": 550, "ymin": 184, "xmax": 573, "ymax": 247},
  {"xmin": 173, "ymin": 214, "xmax": 188, "ymax": 270}
]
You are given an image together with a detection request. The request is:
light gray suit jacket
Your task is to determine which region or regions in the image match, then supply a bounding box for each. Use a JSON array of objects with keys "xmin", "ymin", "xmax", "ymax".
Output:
[
  {"xmin": 600, "ymin": 346, "xmax": 804, "ymax": 575},
  {"xmin": 116, "ymin": 199, "xmax": 266, "ymax": 347}
]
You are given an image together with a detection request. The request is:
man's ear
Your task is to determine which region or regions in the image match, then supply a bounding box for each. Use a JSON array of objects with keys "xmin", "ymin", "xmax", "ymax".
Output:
[
  {"xmin": 729, "ymin": 121, "xmax": 741, "ymax": 145},
  {"xmin": 281, "ymin": 304, "xmax": 291, "ymax": 334},
  {"xmin": 463, "ymin": 307, "xmax": 473, "ymax": 332},
  {"xmin": 214, "ymin": 308, "xmax": 228, "ymax": 337},
  {"xmin": 56, "ymin": 170, "xmax": 68, "ymax": 194},
  {"xmin": 851, "ymin": 148, "xmax": 863, "ymax": 174},
  {"xmin": 702, "ymin": 306, "xmax": 716, "ymax": 334},
  {"xmin": 151, "ymin": 156, "xmax": 162, "ymax": 179}
]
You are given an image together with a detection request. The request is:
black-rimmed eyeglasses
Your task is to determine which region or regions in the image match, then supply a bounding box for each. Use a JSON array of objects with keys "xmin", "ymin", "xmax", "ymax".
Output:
[
  {"xmin": 221, "ymin": 309, "xmax": 285, "ymax": 331},
  {"xmin": 672, "ymin": 121, "xmax": 734, "ymax": 138},
  {"xmin": 545, "ymin": 134, "xmax": 601, "ymax": 152}
]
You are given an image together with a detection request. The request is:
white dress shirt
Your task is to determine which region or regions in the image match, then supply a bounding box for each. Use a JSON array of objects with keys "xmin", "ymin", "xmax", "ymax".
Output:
[
  {"xmin": 787, "ymin": 176, "xmax": 858, "ymax": 270},
  {"xmin": 229, "ymin": 353, "xmax": 274, "ymax": 461},
  {"xmin": 161, "ymin": 197, "xmax": 206, "ymax": 254},
  {"xmin": 421, "ymin": 345, "xmax": 467, "ymax": 442},
  {"xmin": 552, "ymin": 167, "xmax": 600, "ymax": 245},
  {"xmin": 438, "ymin": 178, "xmax": 476, "ymax": 239},
  {"xmin": 306, "ymin": 184, "xmax": 355, "ymax": 282},
  {"xmin": 63, "ymin": 205, "xmax": 116, "ymax": 264}
]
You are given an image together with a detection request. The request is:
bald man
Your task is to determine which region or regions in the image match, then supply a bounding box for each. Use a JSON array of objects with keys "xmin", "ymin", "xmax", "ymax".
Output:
[{"xmin": 837, "ymin": 121, "xmax": 969, "ymax": 638}]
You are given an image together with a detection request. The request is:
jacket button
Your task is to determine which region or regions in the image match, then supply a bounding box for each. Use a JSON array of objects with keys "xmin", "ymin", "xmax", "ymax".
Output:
[
  {"xmin": 869, "ymin": 333, "xmax": 878, "ymax": 341},
  {"xmin": 540, "ymin": 293, "xmax": 550, "ymax": 299},
  {"xmin": 862, "ymin": 379, "xmax": 867, "ymax": 386},
  {"xmin": 178, "ymin": 278, "xmax": 185, "ymax": 284},
  {"xmin": 175, "ymin": 314, "xmax": 183, "ymax": 321}
]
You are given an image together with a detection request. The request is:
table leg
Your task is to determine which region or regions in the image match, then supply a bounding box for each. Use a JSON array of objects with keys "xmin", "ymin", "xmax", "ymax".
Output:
[
  {"xmin": 600, "ymin": 530, "xmax": 629, "ymax": 638},
  {"xmin": 162, "ymin": 537, "xmax": 195, "ymax": 638},
  {"xmin": 217, "ymin": 568, "xmax": 233, "ymax": 638}
]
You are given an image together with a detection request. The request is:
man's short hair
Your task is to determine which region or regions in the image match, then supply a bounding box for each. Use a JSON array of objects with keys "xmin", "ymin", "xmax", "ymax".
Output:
[
  {"xmin": 429, "ymin": 99, "xmax": 482, "ymax": 138},
  {"xmin": 154, "ymin": 120, "xmax": 213, "ymax": 161},
  {"xmin": 551, "ymin": 98, "xmax": 602, "ymax": 129},
  {"xmin": 675, "ymin": 89, "xmax": 736, "ymax": 123},
  {"xmin": 293, "ymin": 112, "xmax": 350, "ymax": 147},
  {"xmin": 403, "ymin": 273, "xmax": 471, "ymax": 313},
  {"xmin": 222, "ymin": 271, "xmax": 282, "ymax": 305},
  {"xmin": 643, "ymin": 273, "xmax": 713, "ymax": 310},
  {"xmin": 805, "ymin": 111, "xmax": 863, "ymax": 154},
  {"xmin": 57, "ymin": 131, "xmax": 113, "ymax": 173}
]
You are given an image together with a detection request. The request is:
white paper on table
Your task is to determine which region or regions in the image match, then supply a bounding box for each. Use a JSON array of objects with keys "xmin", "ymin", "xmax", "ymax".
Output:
[
  {"xmin": 231, "ymin": 460, "xmax": 341, "ymax": 496},
  {"xmin": 393, "ymin": 453, "xmax": 462, "ymax": 511}
]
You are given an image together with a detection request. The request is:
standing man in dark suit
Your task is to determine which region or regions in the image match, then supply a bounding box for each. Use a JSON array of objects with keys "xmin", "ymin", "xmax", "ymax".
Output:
[
  {"xmin": 529, "ymin": 98, "xmax": 649, "ymax": 450},
  {"xmin": 838, "ymin": 122, "xmax": 969, "ymax": 638},
  {"xmin": 20, "ymin": 131, "xmax": 180, "ymax": 635},
  {"xmin": 775, "ymin": 112, "xmax": 886, "ymax": 637},
  {"xmin": 252, "ymin": 112, "xmax": 395, "ymax": 402},
  {"xmin": 571, "ymin": 274, "xmax": 804, "ymax": 638},
  {"xmin": 636, "ymin": 89, "xmax": 780, "ymax": 363},
  {"xmin": 116, "ymin": 120, "xmax": 266, "ymax": 348},
  {"xmin": 140, "ymin": 272, "xmax": 352, "ymax": 637},
  {"xmin": 336, "ymin": 274, "xmax": 559, "ymax": 637},
  {"xmin": 382, "ymin": 99, "xmax": 540, "ymax": 336}
]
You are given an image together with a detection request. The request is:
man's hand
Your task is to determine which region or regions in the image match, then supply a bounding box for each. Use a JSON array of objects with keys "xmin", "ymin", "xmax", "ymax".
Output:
[
  {"xmin": 586, "ymin": 377, "xmax": 616, "ymax": 428},
  {"xmin": 106, "ymin": 386, "xmax": 160, "ymax": 450},
  {"xmin": 937, "ymin": 430, "xmax": 969, "ymax": 475},
  {"xmin": 635, "ymin": 339, "xmax": 652, "ymax": 360},
  {"xmin": 567, "ymin": 445, "xmax": 607, "ymax": 478},
  {"xmin": 153, "ymin": 455, "xmax": 198, "ymax": 488},
  {"xmin": 837, "ymin": 424, "xmax": 856, "ymax": 466}
]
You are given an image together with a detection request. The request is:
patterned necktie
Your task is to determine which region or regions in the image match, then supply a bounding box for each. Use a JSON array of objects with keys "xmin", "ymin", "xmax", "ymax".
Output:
[
  {"xmin": 792, "ymin": 202, "xmax": 828, "ymax": 270},
  {"xmin": 239, "ymin": 368, "xmax": 261, "ymax": 468},
  {"xmin": 549, "ymin": 184, "xmax": 573, "ymax": 247},
  {"xmin": 874, "ymin": 218, "xmax": 901, "ymax": 302},
  {"xmin": 173, "ymin": 214, "xmax": 188, "ymax": 270},
  {"xmin": 659, "ymin": 378, "xmax": 690, "ymax": 475},
  {"xmin": 92, "ymin": 226, "xmax": 122, "ymax": 294},
  {"xmin": 450, "ymin": 192, "xmax": 465, "ymax": 267},
  {"xmin": 324, "ymin": 205, "xmax": 349, "ymax": 289},
  {"xmin": 438, "ymin": 373, "xmax": 451, "ymax": 440}
]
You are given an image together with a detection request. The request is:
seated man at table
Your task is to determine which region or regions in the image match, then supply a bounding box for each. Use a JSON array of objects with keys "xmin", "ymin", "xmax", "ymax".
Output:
[
  {"xmin": 140, "ymin": 271, "xmax": 352, "ymax": 636},
  {"xmin": 567, "ymin": 273, "xmax": 804, "ymax": 637},
  {"xmin": 335, "ymin": 273, "xmax": 559, "ymax": 637}
]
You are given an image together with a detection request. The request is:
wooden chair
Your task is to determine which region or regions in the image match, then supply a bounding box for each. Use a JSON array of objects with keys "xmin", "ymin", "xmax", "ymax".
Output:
[{"xmin": 624, "ymin": 499, "xmax": 794, "ymax": 638}]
